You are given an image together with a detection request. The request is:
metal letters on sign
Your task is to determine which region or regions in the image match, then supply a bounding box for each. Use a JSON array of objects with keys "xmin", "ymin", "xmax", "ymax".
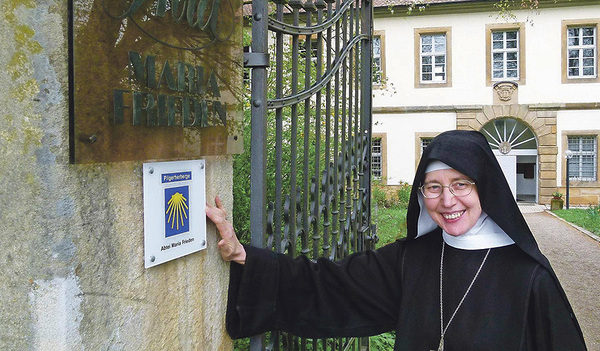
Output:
[
  {"xmin": 143, "ymin": 160, "xmax": 206, "ymax": 268},
  {"xmin": 70, "ymin": 0, "xmax": 243, "ymax": 163}
]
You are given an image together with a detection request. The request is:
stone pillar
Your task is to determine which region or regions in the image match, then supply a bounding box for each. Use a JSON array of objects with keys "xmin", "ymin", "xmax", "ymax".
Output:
[{"xmin": 0, "ymin": 1, "xmax": 233, "ymax": 349}]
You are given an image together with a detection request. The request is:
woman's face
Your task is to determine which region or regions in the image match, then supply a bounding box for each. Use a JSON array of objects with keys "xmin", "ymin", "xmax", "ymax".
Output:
[{"xmin": 423, "ymin": 168, "xmax": 482, "ymax": 236}]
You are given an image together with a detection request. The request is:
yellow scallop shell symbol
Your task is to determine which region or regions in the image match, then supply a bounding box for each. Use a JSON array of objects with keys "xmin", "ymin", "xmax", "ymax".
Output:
[{"xmin": 166, "ymin": 192, "xmax": 189, "ymax": 230}]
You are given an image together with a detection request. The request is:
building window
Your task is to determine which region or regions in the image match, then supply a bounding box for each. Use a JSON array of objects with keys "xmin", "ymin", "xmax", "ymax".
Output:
[
  {"xmin": 420, "ymin": 137, "xmax": 433, "ymax": 155},
  {"xmin": 562, "ymin": 20, "xmax": 600, "ymax": 84},
  {"xmin": 414, "ymin": 27, "xmax": 452, "ymax": 88},
  {"xmin": 486, "ymin": 23, "xmax": 525, "ymax": 86},
  {"xmin": 492, "ymin": 30, "xmax": 519, "ymax": 80},
  {"xmin": 373, "ymin": 35, "xmax": 383, "ymax": 85},
  {"xmin": 372, "ymin": 30, "xmax": 386, "ymax": 88},
  {"xmin": 567, "ymin": 26, "xmax": 597, "ymax": 78},
  {"xmin": 372, "ymin": 133, "xmax": 387, "ymax": 183},
  {"xmin": 415, "ymin": 133, "xmax": 438, "ymax": 170},
  {"xmin": 567, "ymin": 135, "xmax": 597, "ymax": 181},
  {"xmin": 372, "ymin": 137, "xmax": 382, "ymax": 180},
  {"xmin": 421, "ymin": 34, "xmax": 446, "ymax": 83}
]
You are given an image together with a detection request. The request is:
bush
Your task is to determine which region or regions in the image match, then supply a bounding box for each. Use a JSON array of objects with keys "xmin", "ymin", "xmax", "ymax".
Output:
[
  {"xmin": 397, "ymin": 181, "xmax": 412, "ymax": 208},
  {"xmin": 372, "ymin": 186, "xmax": 389, "ymax": 208}
]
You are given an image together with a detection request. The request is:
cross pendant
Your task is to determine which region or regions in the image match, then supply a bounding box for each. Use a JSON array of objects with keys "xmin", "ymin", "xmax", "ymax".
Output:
[{"xmin": 432, "ymin": 337, "xmax": 443, "ymax": 351}]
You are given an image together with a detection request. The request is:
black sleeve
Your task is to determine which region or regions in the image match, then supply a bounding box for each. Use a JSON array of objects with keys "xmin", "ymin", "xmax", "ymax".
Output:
[
  {"xmin": 527, "ymin": 267, "xmax": 587, "ymax": 351},
  {"xmin": 226, "ymin": 242, "xmax": 405, "ymax": 339}
]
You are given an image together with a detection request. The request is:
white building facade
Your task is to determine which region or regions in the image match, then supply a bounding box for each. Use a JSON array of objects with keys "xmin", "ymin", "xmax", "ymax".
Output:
[{"xmin": 372, "ymin": 0, "xmax": 600, "ymax": 205}]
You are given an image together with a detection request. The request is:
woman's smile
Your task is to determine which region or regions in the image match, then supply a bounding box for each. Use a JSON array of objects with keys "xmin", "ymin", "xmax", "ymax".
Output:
[{"xmin": 442, "ymin": 210, "xmax": 465, "ymax": 221}]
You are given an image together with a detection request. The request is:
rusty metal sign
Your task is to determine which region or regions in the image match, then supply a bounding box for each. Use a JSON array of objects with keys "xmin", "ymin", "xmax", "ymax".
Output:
[{"xmin": 69, "ymin": 0, "xmax": 244, "ymax": 163}]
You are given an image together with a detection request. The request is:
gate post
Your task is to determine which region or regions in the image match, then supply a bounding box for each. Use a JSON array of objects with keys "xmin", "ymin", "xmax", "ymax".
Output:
[{"xmin": 249, "ymin": 0, "xmax": 269, "ymax": 349}]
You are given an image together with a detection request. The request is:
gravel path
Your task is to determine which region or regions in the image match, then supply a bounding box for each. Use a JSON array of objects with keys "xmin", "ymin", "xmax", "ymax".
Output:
[{"xmin": 523, "ymin": 210, "xmax": 600, "ymax": 351}]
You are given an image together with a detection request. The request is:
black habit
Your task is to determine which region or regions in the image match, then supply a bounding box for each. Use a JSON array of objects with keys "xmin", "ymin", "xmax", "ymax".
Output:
[{"xmin": 225, "ymin": 130, "xmax": 587, "ymax": 350}]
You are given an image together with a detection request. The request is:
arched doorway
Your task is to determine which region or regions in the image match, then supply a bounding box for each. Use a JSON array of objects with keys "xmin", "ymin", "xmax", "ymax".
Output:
[{"xmin": 480, "ymin": 118, "xmax": 538, "ymax": 203}]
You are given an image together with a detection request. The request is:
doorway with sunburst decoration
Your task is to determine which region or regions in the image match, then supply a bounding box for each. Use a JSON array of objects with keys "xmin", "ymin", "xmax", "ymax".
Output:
[{"xmin": 480, "ymin": 118, "xmax": 538, "ymax": 203}]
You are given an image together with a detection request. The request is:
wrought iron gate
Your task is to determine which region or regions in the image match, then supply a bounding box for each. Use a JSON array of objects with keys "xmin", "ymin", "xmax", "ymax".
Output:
[{"xmin": 245, "ymin": 0, "xmax": 375, "ymax": 348}]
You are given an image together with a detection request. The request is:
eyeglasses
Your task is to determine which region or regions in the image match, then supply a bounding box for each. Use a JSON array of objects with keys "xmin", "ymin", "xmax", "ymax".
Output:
[{"xmin": 419, "ymin": 180, "xmax": 476, "ymax": 198}]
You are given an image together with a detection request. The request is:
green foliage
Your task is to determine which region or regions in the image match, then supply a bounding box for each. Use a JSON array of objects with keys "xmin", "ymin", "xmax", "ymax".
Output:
[
  {"xmin": 493, "ymin": 0, "xmax": 541, "ymax": 22},
  {"xmin": 233, "ymin": 338, "xmax": 250, "ymax": 351},
  {"xmin": 553, "ymin": 205, "xmax": 600, "ymax": 237},
  {"xmin": 397, "ymin": 181, "xmax": 412, "ymax": 208},
  {"xmin": 232, "ymin": 107, "xmax": 252, "ymax": 245},
  {"xmin": 372, "ymin": 185, "xmax": 388, "ymax": 208},
  {"xmin": 588, "ymin": 204, "xmax": 600, "ymax": 218},
  {"xmin": 370, "ymin": 331, "xmax": 396, "ymax": 350}
]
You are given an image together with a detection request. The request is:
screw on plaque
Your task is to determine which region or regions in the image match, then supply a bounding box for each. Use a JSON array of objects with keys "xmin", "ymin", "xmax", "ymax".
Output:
[{"xmin": 80, "ymin": 134, "xmax": 98, "ymax": 143}]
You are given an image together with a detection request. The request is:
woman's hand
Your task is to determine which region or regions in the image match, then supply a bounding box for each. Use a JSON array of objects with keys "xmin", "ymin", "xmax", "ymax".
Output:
[{"xmin": 206, "ymin": 196, "xmax": 246, "ymax": 265}]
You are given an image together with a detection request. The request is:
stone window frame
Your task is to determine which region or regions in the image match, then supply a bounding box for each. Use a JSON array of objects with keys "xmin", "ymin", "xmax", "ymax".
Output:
[
  {"xmin": 415, "ymin": 132, "xmax": 440, "ymax": 171},
  {"xmin": 486, "ymin": 23, "xmax": 526, "ymax": 86},
  {"xmin": 562, "ymin": 131, "xmax": 600, "ymax": 186},
  {"xmin": 414, "ymin": 27, "xmax": 452, "ymax": 88},
  {"xmin": 372, "ymin": 133, "xmax": 388, "ymax": 184},
  {"xmin": 373, "ymin": 30, "xmax": 387, "ymax": 89},
  {"xmin": 561, "ymin": 19, "xmax": 600, "ymax": 84}
]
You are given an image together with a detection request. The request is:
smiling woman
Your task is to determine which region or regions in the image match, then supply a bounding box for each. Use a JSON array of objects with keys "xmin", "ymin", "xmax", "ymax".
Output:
[{"xmin": 206, "ymin": 130, "xmax": 588, "ymax": 351}]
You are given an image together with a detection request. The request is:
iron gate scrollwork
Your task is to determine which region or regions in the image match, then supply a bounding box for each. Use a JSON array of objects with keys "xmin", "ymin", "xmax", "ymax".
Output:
[{"xmin": 246, "ymin": 0, "xmax": 374, "ymax": 348}]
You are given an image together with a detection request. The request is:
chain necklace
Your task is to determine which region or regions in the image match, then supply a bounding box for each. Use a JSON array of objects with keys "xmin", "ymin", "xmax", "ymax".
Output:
[{"xmin": 434, "ymin": 242, "xmax": 491, "ymax": 351}]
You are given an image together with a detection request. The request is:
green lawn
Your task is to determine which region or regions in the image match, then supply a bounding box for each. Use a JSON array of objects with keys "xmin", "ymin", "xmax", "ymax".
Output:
[
  {"xmin": 552, "ymin": 206, "xmax": 600, "ymax": 237},
  {"xmin": 372, "ymin": 205, "xmax": 408, "ymax": 246}
]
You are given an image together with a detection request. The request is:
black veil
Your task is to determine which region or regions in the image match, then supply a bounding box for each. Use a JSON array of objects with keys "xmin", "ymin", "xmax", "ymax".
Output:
[{"xmin": 405, "ymin": 130, "xmax": 583, "ymax": 338}]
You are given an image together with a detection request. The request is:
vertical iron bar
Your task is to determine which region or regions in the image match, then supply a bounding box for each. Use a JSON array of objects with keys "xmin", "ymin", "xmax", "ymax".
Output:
[
  {"xmin": 313, "ymin": 0, "xmax": 325, "ymax": 259},
  {"xmin": 361, "ymin": 0, "xmax": 373, "ymax": 251},
  {"xmin": 356, "ymin": 0, "xmax": 361, "ymax": 252},
  {"xmin": 274, "ymin": 2, "xmax": 285, "ymax": 256},
  {"xmin": 331, "ymin": 0, "xmax": 342, "ymax": 260},
  {"xmin": 339, "ymin": 6, "xmax": 348, "ymax": 258},
  {"xmin": 250, "ymin": 0, "xmax": 268, "ymax": 255},
  {"xmin": 323, "ymin": 0, "xmax": 334, "ymax": 260},
  {"xmin": 289, "ymin": 2, "xmax": 302, "ymax": 343},
  {"xmin": 349, "ymin": 1, "xmax": 357, "ymax": 253},
  {"xmin": 289, "ymin": 0, "xmax": 302, "ymax": 260},
  {"xmin": 302, "ymin": 3, "xmax": 314, "ymax": 257},
  {"xmin": 250, "ymin": 0, "xmax": 268, "ymax": 348}
]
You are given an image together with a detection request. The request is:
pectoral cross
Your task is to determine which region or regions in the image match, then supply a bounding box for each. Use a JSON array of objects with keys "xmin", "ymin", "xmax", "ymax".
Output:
[{"xmin": 431, "ymin": 337, "xmax": 443, "ymax": 351}]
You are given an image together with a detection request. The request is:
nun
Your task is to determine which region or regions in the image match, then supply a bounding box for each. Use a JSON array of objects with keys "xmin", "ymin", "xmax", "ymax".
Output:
[{"xmin": 206, "ymin": 130, "xmax": 587, "ymax": 350}]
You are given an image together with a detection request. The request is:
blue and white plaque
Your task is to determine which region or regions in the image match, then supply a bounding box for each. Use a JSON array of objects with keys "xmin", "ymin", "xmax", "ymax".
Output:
[{"xmin": 143, "ymin": 160, "xmax": 206, "ymax": 268}]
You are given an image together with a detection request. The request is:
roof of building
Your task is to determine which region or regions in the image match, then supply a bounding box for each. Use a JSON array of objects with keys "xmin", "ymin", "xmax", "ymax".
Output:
[
  {"xmin": 243, "ymin": 0, "xmax": 590, "ymax": 18},
  {"xmin": 372, "ymin": 0, "xmax": 482, "ymax": 7}
]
